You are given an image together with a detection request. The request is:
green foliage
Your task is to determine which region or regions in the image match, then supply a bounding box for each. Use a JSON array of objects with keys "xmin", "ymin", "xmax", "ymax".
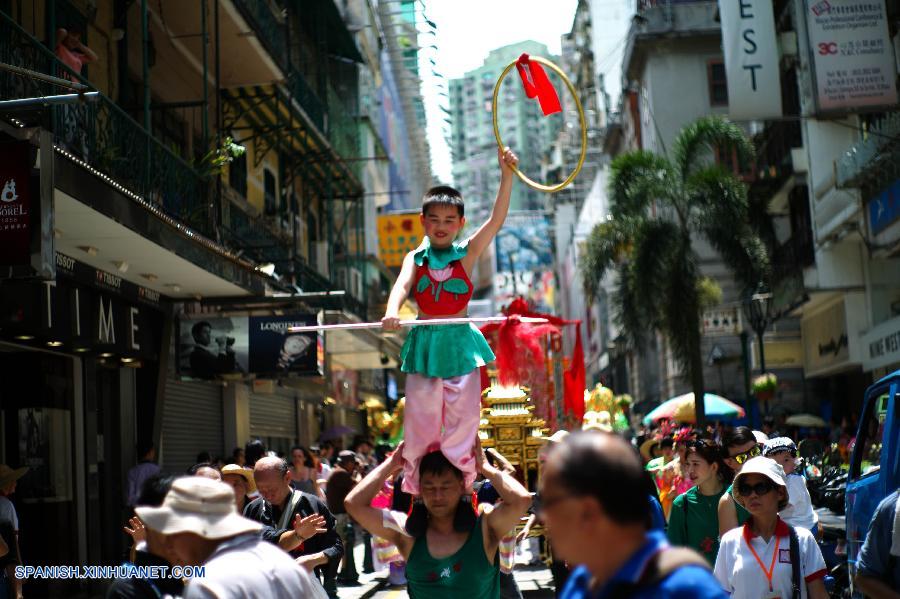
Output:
[
  {"xmin": 194, "ymin": 137, "xmax": 246, "ymax": 179},
  {"xmin": 580, "ymin": 116, "xmax": 769, "ymax": 418}
]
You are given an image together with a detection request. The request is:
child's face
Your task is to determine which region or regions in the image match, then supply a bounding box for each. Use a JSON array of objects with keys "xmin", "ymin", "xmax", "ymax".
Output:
[
  {"xmin": 421, "ymin": 204, "xmax": 465, "ymax": 248},
  {"xmin": 769, "ymin": 450, "xmax": 796, "ymax": 474}
]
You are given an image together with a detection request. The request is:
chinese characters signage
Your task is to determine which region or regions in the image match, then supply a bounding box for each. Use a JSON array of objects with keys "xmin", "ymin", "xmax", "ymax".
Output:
[
  {"xmin": 806, "ymin": 0, "xmax": 898, "ymax": 113},
  {"xmin": 377, "ymin": 211, "xmax": 423, "ymax": 267}
]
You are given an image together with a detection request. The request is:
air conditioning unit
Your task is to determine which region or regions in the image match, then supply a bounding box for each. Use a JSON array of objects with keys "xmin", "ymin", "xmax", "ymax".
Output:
[
  {"xmin": 349, "ymin": 268, "xmax": 364, "ymax": 300},
  {"xmin": 314, "ymin": 241, "xmax": 330, "ymax": 278}
]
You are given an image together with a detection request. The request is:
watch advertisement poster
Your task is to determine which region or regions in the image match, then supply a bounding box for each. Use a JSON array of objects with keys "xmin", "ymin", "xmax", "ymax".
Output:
[{"xmin": 248, "ymin": 314, "xmax": 319, "ymax": 376}]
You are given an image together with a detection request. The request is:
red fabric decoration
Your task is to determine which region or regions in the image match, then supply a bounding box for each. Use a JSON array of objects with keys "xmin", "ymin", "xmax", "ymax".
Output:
[
  {"xmin": 481, "ymin": 298, "xmax": 586, "ymax": 422},
  {"xmin": 515, "ymin": 53, "xmax": 562, "ymax": 116}
]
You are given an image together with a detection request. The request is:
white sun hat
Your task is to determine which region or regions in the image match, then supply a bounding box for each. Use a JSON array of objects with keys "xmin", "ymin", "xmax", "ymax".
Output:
[
  {"xmin": 136, "ymin": 476, "xmax": 262, "ymax": 539},
  {"xmin": 733, "ymin": 456, "xmax": 792, "ymax": 508}
]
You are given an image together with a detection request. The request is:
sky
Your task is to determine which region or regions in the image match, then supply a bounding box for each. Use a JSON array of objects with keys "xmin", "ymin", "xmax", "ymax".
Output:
[{"xmin": 417, "ymin": 0, "xmax": 580, "ymax": 183}]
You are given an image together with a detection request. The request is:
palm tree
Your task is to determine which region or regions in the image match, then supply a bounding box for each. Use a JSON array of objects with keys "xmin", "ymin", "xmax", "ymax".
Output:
[{"xmin": 581, "ymin": 116, "xmax": 769, "ymax": 425}]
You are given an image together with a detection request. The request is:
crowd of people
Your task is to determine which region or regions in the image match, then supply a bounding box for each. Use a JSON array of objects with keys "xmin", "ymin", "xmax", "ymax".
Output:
[{"xmin": 0, "ymin": 419, "xmax": 898, "ymax": 598}]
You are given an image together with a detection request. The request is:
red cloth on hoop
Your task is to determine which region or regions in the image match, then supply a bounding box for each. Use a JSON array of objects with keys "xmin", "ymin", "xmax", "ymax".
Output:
[
  {"xmin": 515, "ymin": 53, "xmax": 562, "ymax": 116},
  {"xmin": 481, "ymin": 299, "xmax": 585, "ymax": 421}
]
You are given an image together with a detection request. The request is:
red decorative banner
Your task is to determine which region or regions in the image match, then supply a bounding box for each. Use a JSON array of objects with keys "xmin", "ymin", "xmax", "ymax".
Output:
[
  {"xmin": 515, "ymin": 53, "xmax": 562, "ymax": 116},
  {"xmin": 0, "ymin": 141, "xmax": 32, "ymax": 268}
]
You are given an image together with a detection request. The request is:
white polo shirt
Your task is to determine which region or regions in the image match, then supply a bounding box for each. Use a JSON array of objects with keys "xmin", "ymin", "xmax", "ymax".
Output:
[{"xmin": 714, "ymin": 518, "xmax": 826, "ymax": 599}]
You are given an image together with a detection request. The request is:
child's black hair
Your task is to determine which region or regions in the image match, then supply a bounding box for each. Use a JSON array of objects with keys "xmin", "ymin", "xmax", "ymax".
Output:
[{"xmin": 422, "ymin": 185, "xmax": 464, "ymax": 217}]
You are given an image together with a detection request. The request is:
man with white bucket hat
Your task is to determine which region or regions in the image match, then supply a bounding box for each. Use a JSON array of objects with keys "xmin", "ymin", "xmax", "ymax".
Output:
[{"xmin": 136, "ymin": 476, "xmax": 326, "ymax": 599}]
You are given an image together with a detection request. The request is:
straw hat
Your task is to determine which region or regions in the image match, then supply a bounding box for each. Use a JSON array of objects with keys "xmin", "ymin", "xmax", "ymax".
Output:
[
  {"xmin": 0, "ymin": 465, "xmax": 28, "ymax": 491},
  {"xmin": 136, "ymin": 477, "xmax": 262, "ymax": 539},
  {"xmin": 639, "ymin": 438, "xmax": 660, "ymax": 462},
  {"xmin": 220, "ymin": 464, "xmax": 256, "ymax": 493}
]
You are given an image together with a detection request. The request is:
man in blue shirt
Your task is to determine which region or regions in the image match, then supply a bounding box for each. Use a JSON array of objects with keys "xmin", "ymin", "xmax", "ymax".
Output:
[
  {"xmin": 855, "ymin": 489, "xmax": 900, "ymax": 599},
  {"xmin": 539, "ymin": 432, "xmax": 727, "ymax": 599}
]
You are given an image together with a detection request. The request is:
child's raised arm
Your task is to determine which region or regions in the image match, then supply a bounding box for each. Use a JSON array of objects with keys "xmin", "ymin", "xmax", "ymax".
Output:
[
  {"xmin": 466, "ymin": 146, "xmax": 518, "ymax": 261},
  {"xmin": 382, "ymin": 251, "xmax": 417, "ymax": 331}
]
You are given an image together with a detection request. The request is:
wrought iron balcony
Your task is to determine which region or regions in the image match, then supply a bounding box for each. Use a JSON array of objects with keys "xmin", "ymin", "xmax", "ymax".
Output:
[
  {"xmin": 0, "ymin": 12, "xmax": 210, "ymax": 236},
  {"xmin": 772, "ymin": 225, "xmax": 815, "ymax": 283},
  {"xmin": 231, "ymin": 0, "xmax": 288, "ymax": 69},
  {"xmin": 836, "ymin": 112, "xmax": 900, "ymax": 190}
]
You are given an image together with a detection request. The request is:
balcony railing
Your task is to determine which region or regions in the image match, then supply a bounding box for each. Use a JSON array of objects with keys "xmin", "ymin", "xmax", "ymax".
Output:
[
  {"xmin": 772, "ymin": 227, "xmax": 815, "ymax": 282},
  {"xmin": 286, "ymin": 71, "xmax": 326, "ymax": 133},
  {"xmin": 0, "ymin": 12, "xmax": 210, "ymax": 236},
  {"xmin": 836, "ymin": 112, "xmax": 900, "ymax": 189},
  {"xmin": 325, "ymin": 84, "xmax": 359, "ymax": 166},
  {"xmin": 231, "ymin": 0, "xmax": 287, "ymax": 70},
  {"xmin": 220, "ymin": 186, "xmax": 334, "ymax": 293}
]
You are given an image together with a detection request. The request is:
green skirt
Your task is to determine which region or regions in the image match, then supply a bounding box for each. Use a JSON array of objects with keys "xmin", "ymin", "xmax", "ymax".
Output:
[{"xmin": 400, "ymin": 323, "xmax": 495, "ymax": 379}]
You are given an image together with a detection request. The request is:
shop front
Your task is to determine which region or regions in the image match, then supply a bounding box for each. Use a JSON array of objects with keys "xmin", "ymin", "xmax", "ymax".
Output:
[
  {"xmin": 0, "ymin": 252, "xmax": 167, "ymax": 596},
  {"xmin": 801, "ymin": 294, "xmax": 871, "ymax": 426}
]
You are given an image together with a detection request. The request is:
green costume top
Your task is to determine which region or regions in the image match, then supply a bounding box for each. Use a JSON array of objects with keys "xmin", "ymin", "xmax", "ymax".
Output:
[
  {"xmin": 405, "ymin": 515, "xmax": 500, "ymax": 599},
  {"xmin": 667, "ymin": 485, "xmax": 727, "ymax": 564},
  {"xmin": 401, "ymin": 239, "xmax": 495, "ymax": 379}
]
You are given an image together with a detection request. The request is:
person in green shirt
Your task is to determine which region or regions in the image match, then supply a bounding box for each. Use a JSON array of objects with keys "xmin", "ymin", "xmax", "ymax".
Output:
[
  {"xmin": 667, "ymin": 438, "xmax": 729, "ymax": 564},
  {"xmin": 345, "ymin": 439, "xmax": 532, "ymax": 599}
]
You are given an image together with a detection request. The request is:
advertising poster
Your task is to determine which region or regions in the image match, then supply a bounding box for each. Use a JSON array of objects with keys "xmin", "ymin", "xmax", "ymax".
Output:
[
  {"xmin": 178, "ymin": 316, "xmax": 249, "ymax": 379},
  {"xmin": 248, "ymin": 314, "xmax": 319, "ymax": 376},
  {"xmin": 806, "ymin": 0, "xmax": 898, "ymax": 112},
  {"xmin": 0, "ymin": 141, "xmax": 33, "ymax": 268},
  {"xmin": 494, "ymin": 212, "xmax": 555, "ymax": 312},
  {"xmin": 17, "ymin": 408, "xmax": 72, "ymax": 502}
]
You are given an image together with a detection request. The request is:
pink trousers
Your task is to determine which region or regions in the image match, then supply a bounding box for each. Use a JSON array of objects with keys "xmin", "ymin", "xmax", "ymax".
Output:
[{"xmin": 401, "ymin": 371, "xmax": 481, "ymax": 495}]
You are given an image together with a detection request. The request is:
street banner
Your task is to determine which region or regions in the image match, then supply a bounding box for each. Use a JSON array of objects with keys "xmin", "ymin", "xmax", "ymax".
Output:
[
  {"xmin": 720, "ymin": 0, "xmax": 783, "ymax": 119},
  {"xmin": 806, "ymin": 0, "xmax": 898, "ymax": 113}
]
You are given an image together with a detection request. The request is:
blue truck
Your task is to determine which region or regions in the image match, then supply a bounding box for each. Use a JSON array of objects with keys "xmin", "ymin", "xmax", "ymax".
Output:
[{"xmin": 845, "ymin": 371, "xmax": 900, "ymax": 596}]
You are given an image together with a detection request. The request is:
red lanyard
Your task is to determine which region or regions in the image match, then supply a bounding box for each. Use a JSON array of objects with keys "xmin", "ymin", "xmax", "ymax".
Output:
[{"xmin": 744, "ymin": 535, "xmax": 781, "ymax": 591}]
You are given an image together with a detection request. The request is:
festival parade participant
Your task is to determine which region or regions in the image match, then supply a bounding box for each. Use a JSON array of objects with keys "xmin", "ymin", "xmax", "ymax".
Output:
[{"xmin": 381, "ymin": 146, "xmax": 519, "ymax": 496}]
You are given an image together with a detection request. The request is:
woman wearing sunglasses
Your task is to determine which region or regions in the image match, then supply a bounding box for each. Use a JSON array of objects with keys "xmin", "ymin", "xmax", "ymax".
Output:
[
  {"xmin": 717, "ymin": 426, "xmax": 760, "ymax": 537},
  {"xmin": 667, "ymin": 439, "xmax": 731, "ymax": 564},
  {"xmin": 713, "ymin": 456, "xmax": 828, "ymax": 599}
]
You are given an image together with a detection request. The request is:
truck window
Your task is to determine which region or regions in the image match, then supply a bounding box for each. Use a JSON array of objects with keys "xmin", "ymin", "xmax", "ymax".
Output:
[{"xmin": 850, "ymin": 392, "xmax": 889, "ymax": 480}]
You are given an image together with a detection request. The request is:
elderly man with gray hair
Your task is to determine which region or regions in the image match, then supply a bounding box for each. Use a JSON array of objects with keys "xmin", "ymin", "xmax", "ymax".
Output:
[
  {"xmin": 243, "ymin": 456, "xmax": 343, "ymax": 598},
  {"xmin": 136, "ymin": 476, "xmax": 324, "ymax": 598}
]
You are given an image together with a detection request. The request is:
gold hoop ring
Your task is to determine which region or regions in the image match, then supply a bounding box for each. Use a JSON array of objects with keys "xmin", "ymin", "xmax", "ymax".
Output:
[{"xmin": 492, "ymin": 55, "xmax": 587, "ymax": 194}]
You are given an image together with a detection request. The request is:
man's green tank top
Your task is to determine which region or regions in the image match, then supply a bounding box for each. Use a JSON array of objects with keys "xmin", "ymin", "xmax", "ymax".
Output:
[
  {"xmin": 726, "ymin": 483, "xmax": 751, "ymax": 525},
  {"xmin": 405, "ymin": 515, "xmax": 499, "ymax": 599}
]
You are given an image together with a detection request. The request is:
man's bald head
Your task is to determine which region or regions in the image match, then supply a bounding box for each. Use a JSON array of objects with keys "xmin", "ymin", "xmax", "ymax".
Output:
[
  {"xmin": 543, "ymin": 431, "xmax": 648, "ymax": 525},
  {"xmin": 254, "ymin": 456, "xmax": 289, "ymax": 477},
  {"xmin": 253, "ymin": 456, "xmax": 291, "ymax": 506}
]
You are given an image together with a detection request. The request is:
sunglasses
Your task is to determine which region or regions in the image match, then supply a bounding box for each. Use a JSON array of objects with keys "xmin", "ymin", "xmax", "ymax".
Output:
[
  {"xmin": 730, "ymin": 445, "xmax": 761, "ymax": 465},
  {"xmin": 736, "ymin": 480, "xmax": 776, "ymax": 497}
]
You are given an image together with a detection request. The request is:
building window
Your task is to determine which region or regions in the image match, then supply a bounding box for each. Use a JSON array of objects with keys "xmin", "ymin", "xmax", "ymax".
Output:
[
  {"xmin": 707, "ymin": 60, "xmax": 728, "ymax": 107},
  {"xmin": 264, "ymin": 168, "xmax": 277, "ymax": 215},
  {"xmin": 229, "ymin": 149, "xmax": 247, "ymax": 198}
]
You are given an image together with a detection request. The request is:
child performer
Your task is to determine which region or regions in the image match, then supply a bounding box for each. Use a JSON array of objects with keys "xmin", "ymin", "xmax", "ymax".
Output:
[{"xmin": 382, "ymin": 147, "xmax": 519, "ymax": 495}]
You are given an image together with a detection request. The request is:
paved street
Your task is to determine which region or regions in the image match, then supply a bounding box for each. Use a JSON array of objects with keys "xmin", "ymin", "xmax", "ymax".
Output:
[{"xmin": 336, "ymin": 542, "xmax": 557, "ymax": 598}]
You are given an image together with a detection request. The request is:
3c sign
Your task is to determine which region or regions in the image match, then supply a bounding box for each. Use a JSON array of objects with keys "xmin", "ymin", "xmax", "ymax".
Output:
[{"xmin": 818, "ymin": 42, "xmax": 838, "ymax": 55}]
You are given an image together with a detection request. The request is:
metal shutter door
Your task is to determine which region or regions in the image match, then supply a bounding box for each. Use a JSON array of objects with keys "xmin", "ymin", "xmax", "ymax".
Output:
[
  {"xmin": 161, "ymin": 379, "xmax": 223, "ymax": 473},
  {"xmin": 249, "ymin": 391, "xmax": 297, "ymax": 439}
]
